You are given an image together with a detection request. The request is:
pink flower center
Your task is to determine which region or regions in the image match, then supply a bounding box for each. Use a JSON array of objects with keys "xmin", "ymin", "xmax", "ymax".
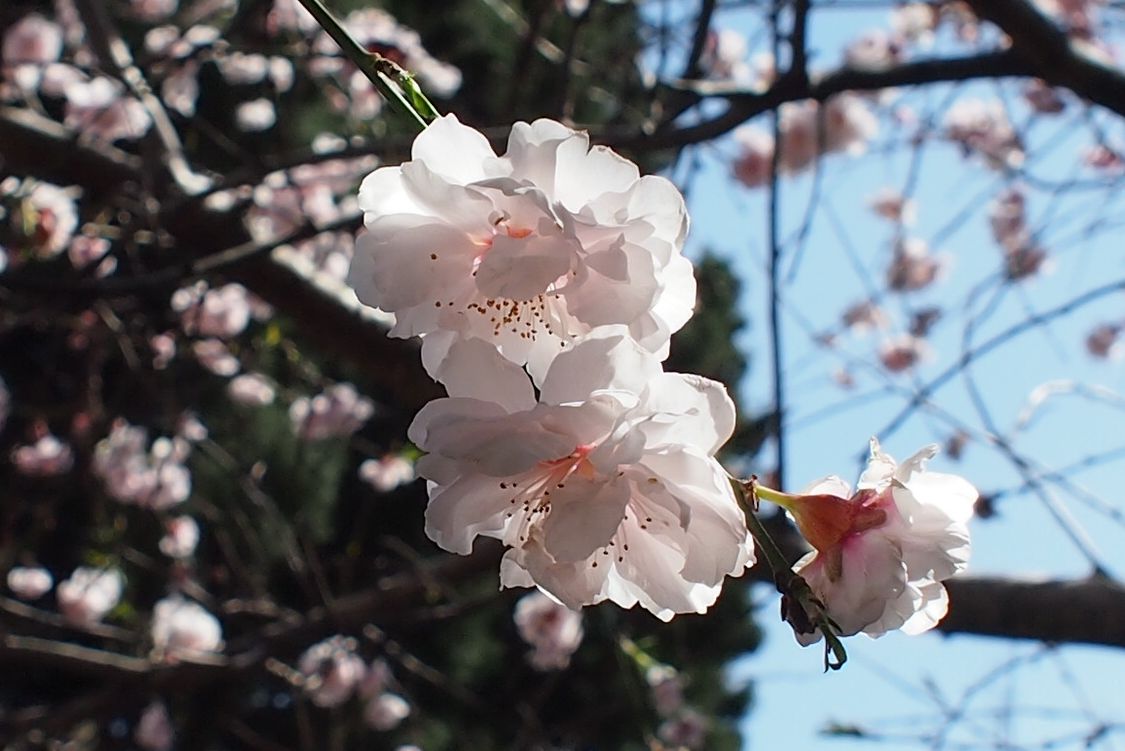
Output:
[{"xmin": 500, "ymin": 444, "xmax": 598, "ymax": 543}]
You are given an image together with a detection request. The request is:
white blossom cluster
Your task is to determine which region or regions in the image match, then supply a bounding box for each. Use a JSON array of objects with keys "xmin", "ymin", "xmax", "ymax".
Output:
[
  {"xmin": 297, "ymin": 636, "xmax": 411, "ymax": 731},
  {"xmin": 348, "ymin": 115, "xmax": 755, "ymax": 620},
  {"xmin": 93, "ymin": 419, "xmax": 192, "ymax": 510}
]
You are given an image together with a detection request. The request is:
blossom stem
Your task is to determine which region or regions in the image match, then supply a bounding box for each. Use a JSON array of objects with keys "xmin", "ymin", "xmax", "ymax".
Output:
[
  {"xmin": 747, "ymin": 481, "xmax": 797, "ymax": 512},
  {"xmin": 731, "ymin": 475, "xmax": 848, "ymax": 671},
  {"xmin": 293, "ymin": 0, "xmax": 439, "ymax": 131}
]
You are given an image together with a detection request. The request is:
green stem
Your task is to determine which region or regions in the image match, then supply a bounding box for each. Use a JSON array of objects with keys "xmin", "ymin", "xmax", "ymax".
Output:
[
  {"xmin": 733, "ymin": 478, "xmax": 798, "ymax": 590},
  {"xmin": 293, "ymin": 0, "xmax": 438, "ymax": 131},
  {"xmin": 731, "ymin": 476, "xmax": 848, "ymax": 671},
  {"xmin": 747, "ymin": 481, "xmax": 797, "ymax": 511}
]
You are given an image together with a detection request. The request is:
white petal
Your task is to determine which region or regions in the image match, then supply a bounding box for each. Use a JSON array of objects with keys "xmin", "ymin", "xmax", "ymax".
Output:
[
  {"xmin": 474, "ymin": 233, "xmax": 573, "ymax": 301},
  {"xmin": 348, "ymin": 220, "xmax": 475, "ymax": 313},
  {"xmin": 423, "ymin": 472, "xmax": 515, "ymax": 554},
  {"xmin": 411, "ymin": 113, "xmax": 497, "ymax": 184},
  {"xmin": 897, "ymin": 580, "xmax": 950, "ymax": 636},
  {"xmin": 637, "ymin": 373, "xmax": 737, "ymax": 454},
  {"xmin": 800, "ymin": 475, "xmax": 853, "ymax": 497},
  {"xmin": 538, "ymin": 330, "xmax": 661, "ymax": 406},
  {"xmin": 423, "ymin": 336, "xmax": 536, "ymax": 413},
  {"xmin": 541, "ymin": 475, "xmax": 630, "ymax": 562}
]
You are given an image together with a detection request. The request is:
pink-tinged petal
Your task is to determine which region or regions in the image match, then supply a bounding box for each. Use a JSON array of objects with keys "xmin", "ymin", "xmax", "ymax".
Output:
[
  {"xmin": 800, "ymin": 475, "xmax": 853, "ymax": 497},
  {"xmin": 424, "ymin": 472, "xmax": 520, "ymax": 554},
  {"xmin": 414, "ymin": 453, "xmax": 460, "ymax": 486},
  {"xmin": 897, "ymin": 580, "xmax": 949, "ymax": 635},
  {"xmin": 898, "ymin": 513, "xmax": 971, "ymax": 581},
  {"xmin": 567, "ymin": 244, "xmax": 659, "ymax": 326},
  {"xmin": 411, "ymin": 113, "xmax": 497, "ymax": 183},
  {"xmin": 612, "ymin": 515, "xmax": 720, "ymax": 620},
  {"xmin": 420, "ymin": 410, "xmax": 578, "ymax": 478},
  {"xmin": 896, "ymin": 469, "xmax": 978, "ymax": 525},
  {"xmin": 856, "ymin": 437, "xmax": 901, "ymax": 490},
  {"xmin": 506, "ymin": 541, "xmax": 612, "ymax": 611},
  {"xmin": 357, "ymin": 167, "xmax": 424, "ymax": 220},
  {"xmin": 498, "ymin": 552, "xmax": 536, "ymax": 589},
  {"xmin": 622, "ymin": 176, "xmax": 688, "ymax": 256},
  {"xmin": 641, "ymin": 253, "xmax": 697, "ymax": 350},
  {"xmin": 638, "ymin": 373, "xmax": 737, "ymax": 454},
  {"xmin": 542, "ymin": 475, "xmax": 630, "ymax": 562},
  {"xmin": 583, "ymin": 241, "xmax": 630, "ymax": 281},
  {"xmin": 474, "ymin": 233, "xmax": 573, "ymax": 301},
  {"xmin": 636, "ymin": 451, "xmax": 752, "ymax": 584},
  {"xmin": 424, "ymin": 336, "xmax": 536, "ymax": 413},
  {"xmin": 554, "ymin": 145, "xmax": 641, "ymax": 212},
  {"xmin": 505, "ymin": 120, "xmax": 582, "ymax": 190},
  {"xmin": 407, "ymin": 397, "xmax": 510, "ymax": 450},
  {"xmin": 799, "ymin": 532, "xmax": 907, "ymax": 638},
  {"xmin": 539, "ymin": 330, "xmax": 661, "ymax": 407},
  {"xmin": 348, "ymin": 221, "xmax": 475, "ymax": 313},
  {"xmin": 399, "ymin": 161, "xmax": 496, "ymax": 230}
]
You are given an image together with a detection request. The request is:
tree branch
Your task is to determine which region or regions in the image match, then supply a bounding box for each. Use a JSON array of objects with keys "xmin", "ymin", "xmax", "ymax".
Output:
[
  {"xmin": 609, "ymin": 50, "xmax": 1028, "ymax": 150},
  {"xmin": 941, "ymin": 576, "xmax": 1125, "ymax": 647},
  {"xmin": 967, "ymin": 0, "xmax": 1125, "ymax": 117}
]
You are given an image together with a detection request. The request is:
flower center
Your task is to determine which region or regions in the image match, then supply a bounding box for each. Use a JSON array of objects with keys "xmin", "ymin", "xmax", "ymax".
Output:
[{"xmin": 500, "ymin": 444, "xmax": 598, "ymax": 544}]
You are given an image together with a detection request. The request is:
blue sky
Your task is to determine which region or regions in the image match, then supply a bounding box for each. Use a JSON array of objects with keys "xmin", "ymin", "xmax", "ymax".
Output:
[{"xmin": 650, "ymin": 2, "xmax": 1125, "ymax": 748}]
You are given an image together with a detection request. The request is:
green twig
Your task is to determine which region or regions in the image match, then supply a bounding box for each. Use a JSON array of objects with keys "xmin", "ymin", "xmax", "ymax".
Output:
[{"xmin": 293, "ymin": 0, "xmax": 438, "ymax": 130}]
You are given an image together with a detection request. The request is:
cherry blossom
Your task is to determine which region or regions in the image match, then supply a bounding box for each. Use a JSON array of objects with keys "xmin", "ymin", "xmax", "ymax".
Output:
[
  {"xmin": 268, "ymin": 0, "xmax": 319, "ymax": 35},
  {"xmin": 763, "ymin": 439, "xmax": 975, "ymax": 644},
  {"xmin": 513, "ymin": 590, "xmax": 584, "ymax": 670},
  {"xmin": 411, "ymin": 333, "xmax": 753, "ymax": 621},
  {"xmin": 989, "ymin": 187, "xmax": 1028, "ymax": 251},
  {"xmin": 68, "ymin": 235, "xmax": 116, "ymax": 276},
  {"xmin": 12, "ymin": 433, "xmax": 74, "ymax": 476},
  {"xmin": 1086, "ymin": 323, "xmax": 1122, "ymax": 360},
  {"xmin": 348, "ymin": 115, "xmax": 696, "ymax": 382},
  {"xmin": 1023, "ymin": 79, "xmax": 1066, "ymax": 114},
  {"xmin": 891, "ymin": 3, "xmax": 938, "ymax": 46},
  {"xmin": 3, "ymin": 180, "xmax": 79, "ymax": 260},
  {"xmin": 63, "ymin": 77, "xmax": 152, "ymax": 143},
  {"xmin": 822, "ymin": 94, "xmax": 879, "ymax": 156},
  {"xmin": 867, "ymin": 188, "xmax": 916, "ymax": 225},
  {"xmin": 93, "ymin": 420, "xmax": 192, "ymax": 510},
  {"xmin": 1084, "ymin": 144, "xmax": 1124, "ymax": 173},
  {"xmin": 364, "ymin": 692, "xmax": 411, "ymax": 731},
  {"xmin": 842, "ymin": 300, "xmax": 889, "ymax": 335},
  {"xmin": 944, "ymin": 98, "xmax": 1024, "ymax": 169},
  {"xmin": 130, "ymin": 0, "xmax": 178, "ymax": 22},
  {"xmin": 2, "ymin": 14, "xmax": 63, "ymax": 91},
  {"xmin": 57, "ymin": 567, "xmax": 124, "ymax": 625},
  {"xmin": 290, "ymin": 383, "xmax": 375, "ymax": 440},
  {"xmin": 135, "ymin": 701, "xmax": 174, "ymax": 751},
  {"xmin": 731, "ymin": 127, "xmax": 774, "ymax": 189},
  {"xmin": 192, "ymin": 338, "xmax": 240, "ymax": 376},
  {"xmin": 298, "ymin": 635, "xmax": 367, "ymax": 707},
  {"xmin": 879, "ymin": 334, "xmax": 930, "ymax": 373},
  {"xmin": 228, "ymin": 373, "xmax": 276, "ymax": 407},
  {"xmin": 845, "ymin": 30, "xmax": 903, "ymax": 69},
  {"xmin": 358, "ymin": 454, "xmax": 415, "ymax": 492},
  {"xmin": 172, "ymin": 282, "xmax": 252, "ymax": 339},
  {"xmin": 886, "ymin": 238, "xmax": 944, "ymax": 292},
  {"xmin": 151, "ymin": 596, "xmax": 223, "ymax": 658},
  {"xmin": 699, "ymin": 29, "xmax": 753, "ymax": 83},
  {"xmin": 7, "ymin": 566, "xmax": 53, "ymax": 600},
  {"xmin": 235, "ymin": 98, "xmax": 277, "ymax": 132},
  {"xmin": 159, "ymin": 516, "xmax": 200, "ymax": 559}
]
